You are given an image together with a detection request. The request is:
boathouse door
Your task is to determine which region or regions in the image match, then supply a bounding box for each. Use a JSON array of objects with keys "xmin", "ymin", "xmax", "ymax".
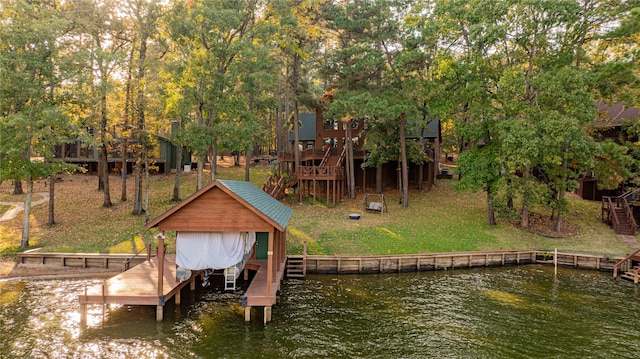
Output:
[{"xmin": 255, "ymin": 232, "xmax": 269, "ymax": 260}]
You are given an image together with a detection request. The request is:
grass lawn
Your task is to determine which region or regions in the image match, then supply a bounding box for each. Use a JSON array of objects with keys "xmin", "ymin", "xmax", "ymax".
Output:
[{"xmin": 0, "ymin": 160, "xmax": 634, "ymax": 257}]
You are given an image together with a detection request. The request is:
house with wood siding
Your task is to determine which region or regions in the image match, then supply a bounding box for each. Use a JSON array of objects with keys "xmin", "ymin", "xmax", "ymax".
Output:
[{"xmin": 277, "ymin": 110, "xmax": 441, "ymax": 203}]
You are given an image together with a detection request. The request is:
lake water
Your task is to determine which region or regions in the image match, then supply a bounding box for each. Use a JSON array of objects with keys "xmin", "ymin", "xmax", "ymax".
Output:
[{"xmin": 0, "ymin": 265, "xmax": 639, "ymax": 358}]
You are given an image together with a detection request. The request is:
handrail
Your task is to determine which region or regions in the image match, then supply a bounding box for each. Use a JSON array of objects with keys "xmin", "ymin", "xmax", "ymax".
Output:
[
  {"xmin": 605, "ymin": 196, "xmax": 620, "ymax": 231},
  {"xmin": 335, "ymin": 146, "xmax": 347, "ymax": 167},
  {"xmin": 622, "ymin": 197, "xmax": 638, "ymax": 234},
  {"xmin": 319, "ymin": 147, "xmax": 332, "ymax": 167},
  {"xmin": 613, "ymin": 248, "xmax": 640, "ymax": 279},
  {"xmin": 122, "ymin": 241, "xmax": 153, "ymax": 271},
  {"xmin": 632, "ymin": 266, "xmax": 640, "ymax": 284}
]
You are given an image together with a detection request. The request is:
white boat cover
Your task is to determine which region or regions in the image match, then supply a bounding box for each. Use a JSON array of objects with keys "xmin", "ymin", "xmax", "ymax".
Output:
[{"xmin": 176, "ymin": 231, "xmax": 256, "ymax": 271}]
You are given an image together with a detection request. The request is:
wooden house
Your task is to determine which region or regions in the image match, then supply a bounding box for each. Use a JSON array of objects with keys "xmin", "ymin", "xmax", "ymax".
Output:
[
  {"xmin": 145, "ymin": 179, "xmax": 292, "ymax": 324},
  {"xmin": 277, "ymin": 110, "xmax": 441, "ymax": 203},
  {"xmin": 578, "ymin": 102, "xmax": 640, "ymax": 201},
  {"xmin": 54, "ymin": 121, "xmax": 191, "ymax": 175}
]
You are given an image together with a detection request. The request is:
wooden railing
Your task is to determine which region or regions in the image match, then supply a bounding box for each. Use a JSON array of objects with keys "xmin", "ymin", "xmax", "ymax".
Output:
[
  {"xmin": 298, "ymin": 165, "xmax": 344, "ymax": 179},
  {"xmin": 602, "ymin": 196, "xmax": 620, "ymax": 231},
  {"xmin": 278, "ymin": 148, "xmax": 365, "ymax": 163},
  {"xmin": 602, "ymin": 194, "xmax": 638, "ymax": 235},
  {"xmin": 261, "ymin": 174, "xmax": 287, "ymax": 199},
  {"xmin": 621, "ymin": 196, "xmax": 638, "ymax": 234},
  {"xmin": 122, "ymin": 242, "xmax": 153, "ymax": 271},
  {"xmin": 319, "ymin": 147, "xmax": 333, "ymax": 167},
  {"xmin": 613, "ymin": 248, "xmax": 640, "ymax": 282}
]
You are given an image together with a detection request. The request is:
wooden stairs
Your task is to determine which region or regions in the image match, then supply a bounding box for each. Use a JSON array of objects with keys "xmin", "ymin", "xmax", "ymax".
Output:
[
  {"xmin": 286, "ymin": 255, "xmax": 306, "ymax": 278},
  {"xmin": 614, "ymin": 208, "xmax": 635, "ymax": 235},
  {"xmin": 614, "ymin": 250, "xmax": 640, "ymax": 284},
  {"xmin": 286, "ymin": 241, "xmax": 307, "ymax": 279},
  {"xmin": 602, "ymin": 191, "xmax": 638, "ymax": 236}
]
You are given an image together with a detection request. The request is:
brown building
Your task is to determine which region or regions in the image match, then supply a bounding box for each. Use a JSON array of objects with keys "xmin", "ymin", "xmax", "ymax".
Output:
[
  {"xmin": 578, "ymin": 101, "xmax": 640, "ymax": 201},
  {"xmin": 277, "ymin": 111, "xmax": 441, "ymax": 203}
]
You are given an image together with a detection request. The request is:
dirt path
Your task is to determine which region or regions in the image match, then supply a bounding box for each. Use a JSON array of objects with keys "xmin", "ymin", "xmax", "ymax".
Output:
[{"xmin": 0, "ymin": 192, "xmax": 49, "ymax": 222}]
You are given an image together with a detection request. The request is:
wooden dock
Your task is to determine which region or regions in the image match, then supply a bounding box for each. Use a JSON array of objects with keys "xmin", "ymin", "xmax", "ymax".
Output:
[
  {"xmin": 242, "ymin": 259, "xmax": 286, "ymax": 324},
  {"xmin": 78, "ymin": 255, "xmax": 195, "ymax": 322},
  {"xmin": 18, "ymin": 251, "xmax": 148, "ymax": 271}
]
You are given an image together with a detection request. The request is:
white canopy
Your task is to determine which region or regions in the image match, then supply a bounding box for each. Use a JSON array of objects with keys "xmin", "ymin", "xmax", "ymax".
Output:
[{"xmin": 176, "ymin": 231, "xmax": 256, "ymax": 270}]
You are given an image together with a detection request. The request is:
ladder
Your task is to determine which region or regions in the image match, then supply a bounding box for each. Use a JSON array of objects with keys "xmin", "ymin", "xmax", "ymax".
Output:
[
  {"xmin": 286, "ymin": 241, "xmax": 308, "ymax": 279},
  {"xmin": 224, "ymin": 266, "xmax": 238, "ymax": 291},
  {"xmin": 286, "ymin": 256, "xmax": 306, "ymax": 278}
]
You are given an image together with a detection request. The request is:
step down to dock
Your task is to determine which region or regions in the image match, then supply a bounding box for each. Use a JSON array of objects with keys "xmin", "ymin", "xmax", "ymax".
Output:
[{"xmin": 286, "ymin": 255, "xmax": 306, "ymax": 278}]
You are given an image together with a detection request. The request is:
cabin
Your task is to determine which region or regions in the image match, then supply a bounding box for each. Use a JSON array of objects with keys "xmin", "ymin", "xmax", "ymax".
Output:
[
  {"xmin": 577, "ymin": 102, "xmax": 640, "ymax": 201},
  {"xmin": 277, "ymin": 110, "xmax": 441, "ymax": 203},
  {"xmin": 145, "ymin": 179, "xmax": 292, "ymax": 324},
  {"xmin": 54, "ymin": 121, "xmax": 191, "ymax": 175}
]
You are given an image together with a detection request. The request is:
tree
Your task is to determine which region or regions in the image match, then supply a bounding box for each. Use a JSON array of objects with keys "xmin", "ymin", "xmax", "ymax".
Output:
[
  {"xmin": 126, "ymin": 0, "xmax": 162, "ymax": 216},
  {"xmin": 69, "ymin": 0, "xmax": 132, "ymax": 208},
  {"xmin": 322, "ymin": 0, "xmax": 433, "ymax": 206},
  {"xmin": 165, "ymin": 0, "xmax": 261, "ymax": 190},
  {"xmin": 0, "ymin": 0, "xmax": 84, "ymax": 247}
]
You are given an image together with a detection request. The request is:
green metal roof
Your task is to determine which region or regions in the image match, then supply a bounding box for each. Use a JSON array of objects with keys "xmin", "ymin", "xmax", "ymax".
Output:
[
  {"xmin": 289, "ymin": 113, "xmax": 317, "ymax": 142},
  {"xmin": 218, "ymin": 180, "xmax": 292, "ymax": 229},
  {"xmin": 405, "ymin": 119, "xmax": 441, "ymax": 139}
]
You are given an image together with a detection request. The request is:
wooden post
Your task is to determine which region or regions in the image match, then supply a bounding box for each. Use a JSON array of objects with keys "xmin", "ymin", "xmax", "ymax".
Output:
[
  {"xmin": 264, "ymin": 306, "xmax": 272, "ymax": 325},
  {"xmin": 158, "ymin": 233, "xmax": 165, "ymax": 297},
  {"xmin": 267, "ymin": 231, "xmax": 274, "ymax": 298},
  {"xmin": 245, "ymin": 307, "xmax": 251, "ymax": 323},
  {"xmin": 303, "ymin": 240, "xmax": 307, "ymax": 277},
  {"xmin": 156, "ymin": 305, "xmax": 164, "ymax": 321},
  {"xmin": 157, "ymin": 232, "xmax": 165, "ymax": 322},
  {"xmin": 554, "ymin": 248, "xmax": 558, "ymax": 276}
]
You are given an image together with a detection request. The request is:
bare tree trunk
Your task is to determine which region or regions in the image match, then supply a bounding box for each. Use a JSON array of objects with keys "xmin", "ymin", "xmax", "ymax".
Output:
[
  {"xmin": 346, "ymin": 120, "xmax": 355, "ymax": 199},
  {"xmin": 100, "ymin": 144, "xmax": 112, "ymax": 207},
  {"xmin": 13, "ymin": 180, "xmax": 23, "ymax": 195},
  {"xmin": 132, "ymin": 162, "xmax": 143, "ymax": 215},
  {"xmin": 196, "ymin": 155, "xmax": 204, "ymax": 190},
  {"xmin": 487, "ymin": 190, "xmax": 496, "ymax": 226},
  {"xmin": 376, "ymin": 166, "xmax": 382, "ymax": 193},
  {"xmin": 520, "ymin": 202, "xmax": 529, "ymax": 228},
  {"xmin": 555, "ymin": 142, "xmax": 569, "ymax": 232},
  {"xmin": 292, "ymin": 55, "xmax": 301, "ymax": 189},
  {"xmin": 121, "ymin": 140, "xmax": 128, "ymax": 202},
  {"xmin": 172, "ymin": 144, "xmax": 182, "ymax": 202},
  {"xmin": 121, "ymin": 42, "xmax": 135, "ymax": 203},
  {"xmin": 399, "ymin": 113, "xmax": 409, "ymax": 207},
  {"xmin": 20, "ymin": 178, "xmax": 33, "ymax": 248},
  {"xmin": 144, "ymin": 151, "xmax": 150, "ymax": 224},
  {"xmin": 48, "ymin": 175, "xmax": 55, "ymax": 226},
  {"xmin": 211, "ymin": 143, "xmax": 218, "ymax": 181},
  {"xmin": 245, "ymin": 149, "xmax": 252, "ymax": 182},
  {"xmin": 277, "ymin": 78, "xmax": 284, "ymax": 153}
]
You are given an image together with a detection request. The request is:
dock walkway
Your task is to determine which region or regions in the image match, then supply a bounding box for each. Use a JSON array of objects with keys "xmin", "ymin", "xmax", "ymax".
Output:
[
  {"xmin": 78, "ymin": 255, "xmax": 194, "ymax": 321},
  {"xmin": 242, "ymin": 259, "xmax": 286, "ymax": 324}
]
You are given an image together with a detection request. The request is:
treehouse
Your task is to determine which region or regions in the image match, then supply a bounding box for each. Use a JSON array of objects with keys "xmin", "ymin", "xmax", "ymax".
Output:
[{"xmin": 276, "ymin": 110, "xmax": 441, "ymax": 204}]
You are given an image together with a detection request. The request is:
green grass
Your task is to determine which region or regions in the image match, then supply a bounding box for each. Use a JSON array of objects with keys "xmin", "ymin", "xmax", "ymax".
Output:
[
  {"xmin": 284, "ymin": 181, "xmax": 632, "ymax": 256},
  {"xmin": 0, "ymin": 163, "xmax": 634, "ymax": 257}
]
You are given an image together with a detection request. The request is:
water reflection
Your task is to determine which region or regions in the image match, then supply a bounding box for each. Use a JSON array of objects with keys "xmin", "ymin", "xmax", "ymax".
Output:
[{"xmin": 0, "ymin": 266, "xmax": 639, "ymax": 358}]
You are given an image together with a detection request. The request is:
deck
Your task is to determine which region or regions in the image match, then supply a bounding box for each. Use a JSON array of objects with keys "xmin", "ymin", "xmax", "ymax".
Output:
[
  {"xmin": 78, "ymin": 255, "xmax": 194, "ymax": 321},
  {"xmin": 242, "ymin": 259, "xmax": 286, "ymax": 324}
]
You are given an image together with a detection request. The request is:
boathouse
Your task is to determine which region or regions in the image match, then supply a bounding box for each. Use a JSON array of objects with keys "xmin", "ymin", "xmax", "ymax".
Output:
[
  {"xmin": 146, "ymin": 179, "xmax": 292, "ymax": 323},
  {"xmin": 78, "ymin": 180, "xmax": 292, "ymax": 324}
]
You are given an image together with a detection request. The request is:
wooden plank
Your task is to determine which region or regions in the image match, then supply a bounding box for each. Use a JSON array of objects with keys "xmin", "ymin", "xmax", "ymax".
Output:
[{"xmin": 78, "ymin": 255, "xmax": 190, "ymax": 307}]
